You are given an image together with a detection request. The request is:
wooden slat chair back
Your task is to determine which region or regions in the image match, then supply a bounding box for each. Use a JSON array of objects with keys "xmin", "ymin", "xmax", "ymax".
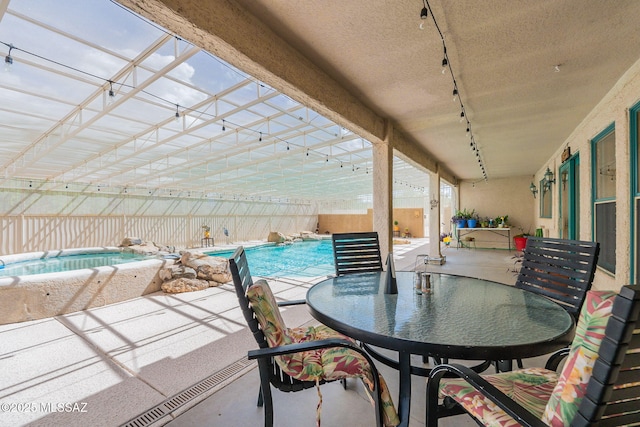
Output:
[
  {"xmin": 517, "ymin": 236, "xmax": 600, "ymax": 319},
  {"xmin": 332, "ymin": 232, "xmax": 383, "ymax": 276}
]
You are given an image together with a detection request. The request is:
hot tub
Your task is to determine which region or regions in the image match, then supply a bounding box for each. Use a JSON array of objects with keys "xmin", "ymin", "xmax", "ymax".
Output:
[{"xmin": 0, "ymin": 247, "xmax": 174, "ymax": 325}]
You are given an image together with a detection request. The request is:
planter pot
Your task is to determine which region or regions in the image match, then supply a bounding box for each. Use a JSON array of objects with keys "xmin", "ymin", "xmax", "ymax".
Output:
[
  {"xmin": 456, "ymin": 219, "xmax": 467, "ymax": 228},
  {"xmin": 467, "ymin": 219, "xmax": 477, "ymax": 228},
  {"xmin": 514, "ymin": 236, "xmax": 528, "ymax": 251}
]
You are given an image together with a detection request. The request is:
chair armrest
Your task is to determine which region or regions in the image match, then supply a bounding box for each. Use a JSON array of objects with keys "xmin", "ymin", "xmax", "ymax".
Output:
[
  {"xmin": 277, "ymin": 299, "xmax": 306, "ymax": 307},
  {"xmin": 544, "ymin": 347, "xmax": 570, "ymax": 371},
  {"xmin": 248, "ymin": 338, "xmax": 368, "ymax": 360},
  {"xmin": 426, "ymin": 363, "xmax": 548, "ymax": 427}
]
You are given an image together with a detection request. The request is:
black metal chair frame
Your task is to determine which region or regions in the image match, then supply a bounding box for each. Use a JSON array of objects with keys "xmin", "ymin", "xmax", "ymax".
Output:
[
  {"xmin": 426, "ymin": 284, "xmax": 640, "ymax": 427},
  {"xmin": 229, "ymin": 246, "xmax": 385, "ymax": 427},
  {"xmin": 494, "ymin": 236, "xmax": 600, "ymax": 372},
  {"xmin": 332, "ymin": 232, "xmax": 383, "ymax": 276},
  {"xmin": 516, "ymin": 236, "xmax": 600, "ymax": 319}
]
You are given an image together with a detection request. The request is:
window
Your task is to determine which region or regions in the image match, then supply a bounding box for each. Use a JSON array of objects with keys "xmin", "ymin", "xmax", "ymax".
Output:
[
  {"xmin": 540, "ymin": 178, "xmax": 552, "ymax": 218},
  {"xmin": 592, "ymin": 124, "xmax": 616, "ymax": 273}
]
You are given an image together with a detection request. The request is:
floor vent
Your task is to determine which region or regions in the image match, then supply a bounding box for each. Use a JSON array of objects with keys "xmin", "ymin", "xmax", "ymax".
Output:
[{"xmin": 121, "ymin": 357, "xmax": 256, "ymax": 427}]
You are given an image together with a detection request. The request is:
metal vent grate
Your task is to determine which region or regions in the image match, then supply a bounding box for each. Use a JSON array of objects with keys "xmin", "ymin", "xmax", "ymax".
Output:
[{"xmin": 120, "ymin": 357, "xmax": 256, "ymax": 427}]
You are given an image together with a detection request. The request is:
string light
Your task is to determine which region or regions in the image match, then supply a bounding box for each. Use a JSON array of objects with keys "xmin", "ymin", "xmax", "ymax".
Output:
[
  {"xmin": 175, "ymin": 104, "xmax": 180, "ymax": 122},
  {"xmin": 108, "ymin": 80, "xmax": 115, "ymax": 102},
  {"xmin": 420, "ymin": 0, "xmax": 487, "ymax": 179},
  {"xmin": 419, "ymin": 2, "xmax": 428, "ymax": 29},
  {"xmin": 4, "ymin": 43, "xmax": 13, "ymax": 72}
]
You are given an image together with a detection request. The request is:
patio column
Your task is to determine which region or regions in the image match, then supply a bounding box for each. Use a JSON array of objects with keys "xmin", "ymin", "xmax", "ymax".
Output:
[
  {"xmin": 429, "ymin": 169, "xmax": 445, "ymax": 263},
  {"xmin": 372, "ymin": 120, "xmax": 393, "ymax": 261}
]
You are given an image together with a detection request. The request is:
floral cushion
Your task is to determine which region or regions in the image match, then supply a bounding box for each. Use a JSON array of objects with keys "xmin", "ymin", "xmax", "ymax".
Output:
[
  {"xmin": 439, "ymin": 367, "xmax": 559, "ymax": 427},
  {"xmin": 438, "ymin": 290, "xmax": 616, "ymax": 427},
  {"xmin": 541, "ymin": 290, "xmax": 616, "ymax": 426},
  {"xmin": 247, "ymin": 279, "xmax": 400, "ymax": 427}
]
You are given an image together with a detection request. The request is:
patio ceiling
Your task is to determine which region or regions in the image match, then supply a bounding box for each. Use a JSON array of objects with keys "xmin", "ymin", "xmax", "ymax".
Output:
[
  {"xmin": 122, "ymin": 0, "xmax": 640, "ymax": 184},
  {"xmin": 0, "ymin": 0, "xmax": 428, "ymax": 202}
]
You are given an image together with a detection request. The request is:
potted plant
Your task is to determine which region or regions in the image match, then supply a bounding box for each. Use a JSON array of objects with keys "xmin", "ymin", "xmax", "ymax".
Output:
[
  {"xmin": 467, "ymin": 212, "xmax": 479, "ymax": 229},
  {"xmin": 495, "ymin": 215, "xmax": 509, "ymax": 228},
  {"xmin": 393, "ymin": 220, "xmax": 400, "ymax": 232},
  {"xmin": 513, "ymin": 226, "xmax": 531, "ymax": 251},
  {"xmin": 451, "ymin": 211, "xmax": 467, "ymax": 229}
]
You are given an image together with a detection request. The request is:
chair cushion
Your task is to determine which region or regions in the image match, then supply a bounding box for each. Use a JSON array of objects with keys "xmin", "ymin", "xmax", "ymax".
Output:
[
  {"xmin": 439, "ymin": 367, "xmax": 559, "ymax": 427},
  {"xmin": 438, "ymin": 290, "xmax": 616, "ymax": 427},
  {"xmin": 247, "ymin": 279, "xmax": 400, "ymax": 426},
  {"xmin": 246, "ymin": 279, "xmax": 288, "ymax": 348},
  {"xmin": 541, "ymin": 290, "xmax": 616, "ymax": 426}
]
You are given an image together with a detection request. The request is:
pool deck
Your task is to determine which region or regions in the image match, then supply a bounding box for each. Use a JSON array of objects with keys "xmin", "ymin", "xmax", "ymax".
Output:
[{"xmin": 0, "ymin": 239, "xmax": 519, "ymax": 426}]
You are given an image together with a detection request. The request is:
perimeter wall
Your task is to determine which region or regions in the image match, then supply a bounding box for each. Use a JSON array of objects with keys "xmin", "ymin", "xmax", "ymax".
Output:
[{"xmin": 0, "ymin": 185, "xmax": 316, "ymax": 255}]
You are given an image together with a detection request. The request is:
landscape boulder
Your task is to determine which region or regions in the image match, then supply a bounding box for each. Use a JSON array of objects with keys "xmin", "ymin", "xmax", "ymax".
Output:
[
  {"xmin": 180, "ymin": 251, "xmax": 231, "ymax": 284},
  {"xmin": 161, "ymin": 277, "xmax": 210, "ymax": 293}
]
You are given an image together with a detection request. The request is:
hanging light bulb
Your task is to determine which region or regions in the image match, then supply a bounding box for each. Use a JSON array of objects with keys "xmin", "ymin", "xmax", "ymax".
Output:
[
  {"xmin": 452, "ymin": 88, "xmax": 458, "ymax": 102},
  {"xmin": 108, "ymin": 81, "xmax": 115, "ymax": 103},
  {"xmin": 175, "ymin": 104, "xmax": 180, "ymax": 122},
  {"xmin": 4, "ymin": 44, "xmax": 14, "ymax": 72},
  {"xmin": 419, "ymin": 6, "xmax": 428, "ymax": 29},
  {"xmin": 441, "ymin": 57, "xmax": 448, "ymax": 74},
  {"xmin": 459, "ymin": 111, "xmax": 465, "ymax": 122},
  {"xmin": 222, "ymin": 119, "xmax": 225, "ymax": 131},
  {"xmin": 259, "ymin": 132, "xmax": 262, "ymax": 142}
]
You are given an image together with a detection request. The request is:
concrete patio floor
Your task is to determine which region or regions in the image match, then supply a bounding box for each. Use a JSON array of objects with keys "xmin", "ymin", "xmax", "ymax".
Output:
[{"xmin": 1, "ymin": 239, "xmax": 538, "ymax": 427}]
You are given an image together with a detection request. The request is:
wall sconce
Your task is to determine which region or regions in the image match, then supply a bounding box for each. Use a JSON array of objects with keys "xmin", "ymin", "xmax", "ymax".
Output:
[
  {"xmin": 529, "ymin": 182, "xmax": 538, "ymax": 198},
  {"xmin": 543, "ymin": 167, "xmax": 555, "ymax": 191},
  {"xmin": 430, "ymin": 199, "xmax": 439, "ymax": 210}
]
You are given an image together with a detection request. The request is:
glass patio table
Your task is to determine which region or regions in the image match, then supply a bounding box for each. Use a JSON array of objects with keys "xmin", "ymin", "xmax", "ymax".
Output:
[{"xmin": 306, "ymin": 271, "xmax": 575, "ymax": 427}]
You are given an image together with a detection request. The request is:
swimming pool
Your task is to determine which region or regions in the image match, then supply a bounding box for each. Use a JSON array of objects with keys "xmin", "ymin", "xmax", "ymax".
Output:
[
  {"xmin": 0, "ymin": 251, "xmax": 155, "ymax": 277},
  {"xmin": 208, "ymin": 239, "xmax": 335, "ymax": 277}
]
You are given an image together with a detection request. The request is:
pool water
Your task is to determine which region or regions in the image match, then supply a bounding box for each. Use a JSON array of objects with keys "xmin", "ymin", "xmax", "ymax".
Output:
[
  {"xmin": 0, "ymin": 252, "xmax": 155, "ymax": 277},
  {"xmin": 210, "ymin": 240, "xmax": 335, "ymax": 277}
]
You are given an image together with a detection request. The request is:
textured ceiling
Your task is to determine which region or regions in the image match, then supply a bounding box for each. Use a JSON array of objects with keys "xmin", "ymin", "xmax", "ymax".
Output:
[{"xmin": 230, "ymin": 0, "xmax": 640, "ymax": 181}]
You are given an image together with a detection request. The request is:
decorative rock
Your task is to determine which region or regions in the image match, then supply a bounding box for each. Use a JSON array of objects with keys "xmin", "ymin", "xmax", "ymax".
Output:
[
  {"xmin": 267, "ymin": 231, "xmax": 286, "ymax": 243},
  {"xmin": 120, "ymin": 237, "xmax": 143, "ymax": 246},
  {"xmin": 161, "ymin": 277, "xmax": 210, "ymax": 293},
  {"xmin": 159, "ymin": 265, "xmax": 197, "ymax": 281},
  {"xmin": 180, "ymin": 252, "xmax": 232, "ymax": 284}
]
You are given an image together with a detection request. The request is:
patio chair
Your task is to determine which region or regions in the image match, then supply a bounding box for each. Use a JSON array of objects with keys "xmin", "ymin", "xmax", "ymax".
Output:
[
  {"xmin": 229, "ymin": 246, "xmax": 399, "ymax": 427},
  {"xmin": 495, "ymin": 236, "xmax": 600, "ymax": 372},
  {"xmin": 426, "ymin": 285, "xmax": 640, "ymax": 427},
  {"xmin": 332, "ymin": 232, "xmax": 383, "ymax": 276}
]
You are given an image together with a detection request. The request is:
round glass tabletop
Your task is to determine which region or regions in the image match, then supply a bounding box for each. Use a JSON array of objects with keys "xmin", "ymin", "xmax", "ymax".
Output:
[{"xmin": 306, "ymin": 271, "xmax": 575, "ymax": 360}]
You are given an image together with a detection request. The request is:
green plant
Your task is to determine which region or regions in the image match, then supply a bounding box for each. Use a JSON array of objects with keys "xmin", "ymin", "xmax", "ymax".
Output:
[
  {"xmin": 452, "ymin": 208, "xmax": 475, "ymax": 222},
  {"xmin": 495, "ymin": 215, "xmax": 509, "ymax": 225},
  {"xmin": 513, "ymin": 225, "xmax": 531, "ymax": 238}
]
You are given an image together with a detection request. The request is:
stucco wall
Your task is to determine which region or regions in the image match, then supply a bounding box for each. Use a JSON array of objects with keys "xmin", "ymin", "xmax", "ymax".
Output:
[
  {"xmin": 459, "ymin": 176, "xmax": 535, "ymax": 249},
  {"xmin": 318, "ymin": 208, "xmax": 424, "ymax": 237},
  {"xmin": 533, "ymin": 57, "xmax": 640, "ymax": 291}
]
